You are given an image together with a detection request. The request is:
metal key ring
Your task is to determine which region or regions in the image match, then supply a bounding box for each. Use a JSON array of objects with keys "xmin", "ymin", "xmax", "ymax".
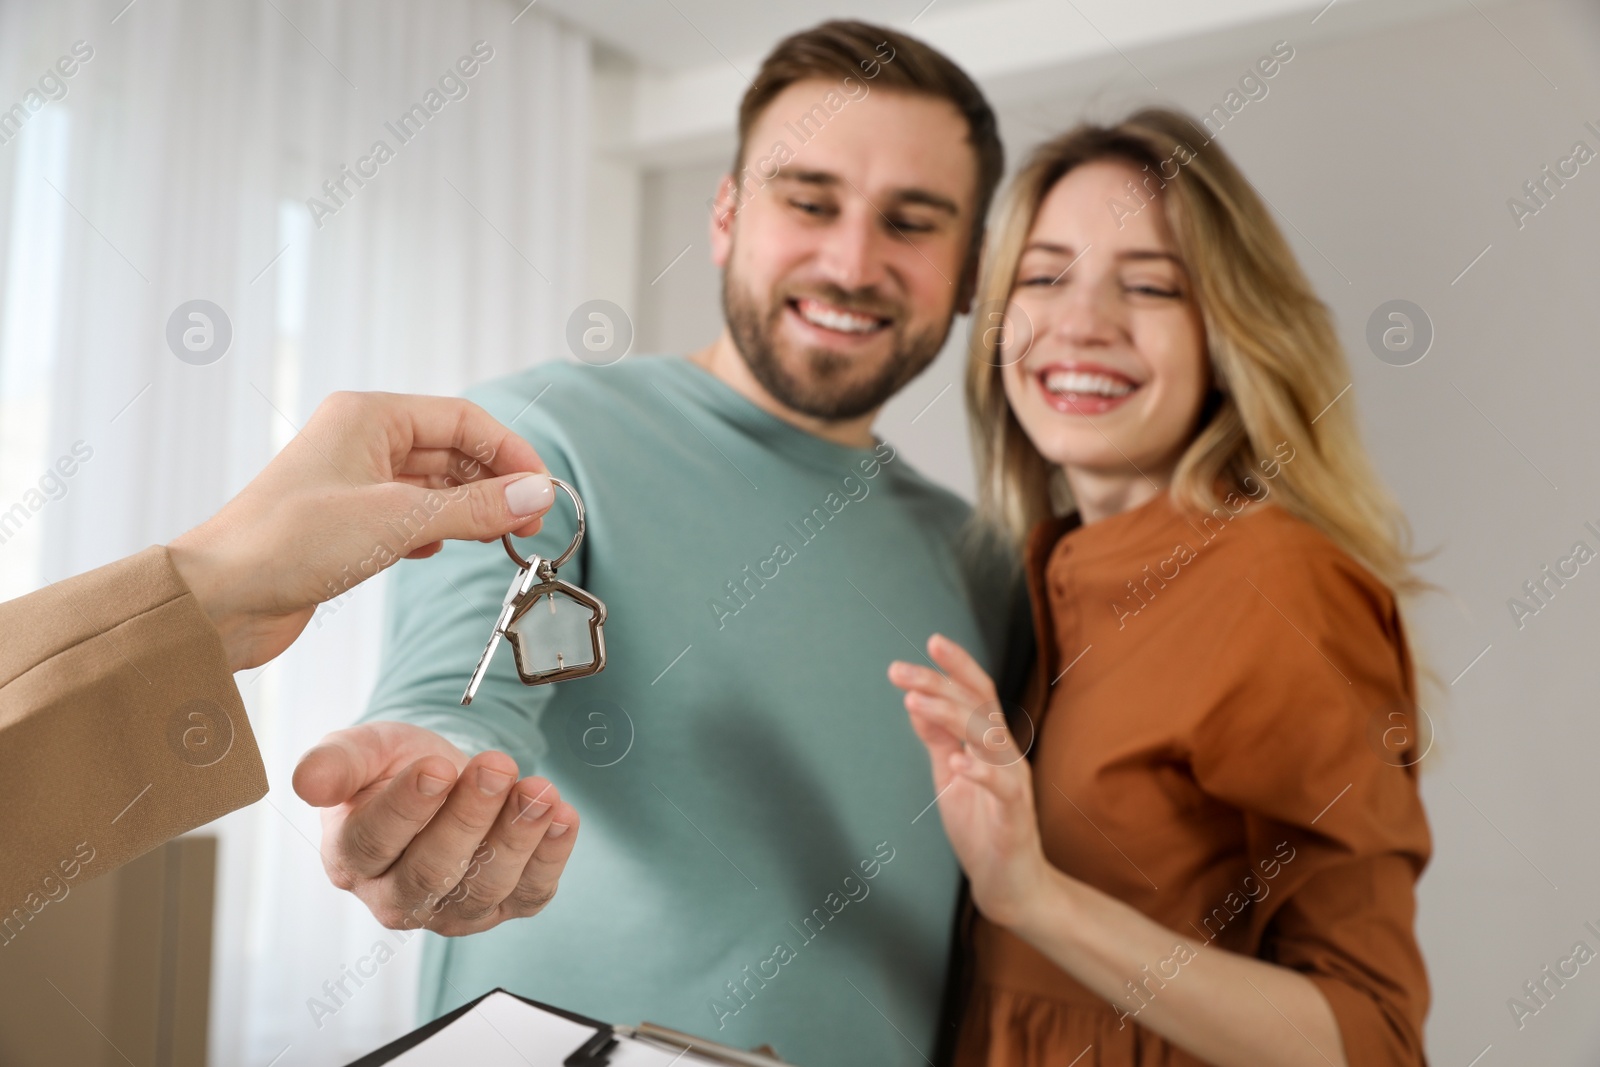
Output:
[{"xmin": 501, "ymin": 476, "xmax": 585, "ymax": 572}]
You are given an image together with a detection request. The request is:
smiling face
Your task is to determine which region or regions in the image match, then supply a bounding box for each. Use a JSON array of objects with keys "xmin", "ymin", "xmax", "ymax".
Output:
[
  {"xmin": 999, "ymin": 159, "xmax": 1211, "ymax": 500},
  {"xmin": 711, "ymin": 80, "xmax": 978, "ymax": 421}
]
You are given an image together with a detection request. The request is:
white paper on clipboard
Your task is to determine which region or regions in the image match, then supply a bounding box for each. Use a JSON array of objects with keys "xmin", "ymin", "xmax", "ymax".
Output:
[{"xmin": 385, "ymin": 991, "xmax": 745, "ymax": 1066}]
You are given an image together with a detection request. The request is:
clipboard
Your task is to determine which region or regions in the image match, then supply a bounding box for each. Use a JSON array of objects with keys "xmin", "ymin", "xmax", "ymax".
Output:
[{"xmin": 342, "ymin": 987, "xmax": 788, "ymax": 1067}]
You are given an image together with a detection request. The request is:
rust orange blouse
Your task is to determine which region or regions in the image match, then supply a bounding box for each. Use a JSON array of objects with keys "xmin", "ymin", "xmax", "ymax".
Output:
[{"xmin": 952, "ymin": 486, "xmax": 1432, "ymax": 1067}]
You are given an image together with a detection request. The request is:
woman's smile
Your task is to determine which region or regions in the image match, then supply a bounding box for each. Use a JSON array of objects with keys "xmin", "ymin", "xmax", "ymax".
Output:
[{"xmin": 1029, "ymin": 360, "xmax": 1144, "ymax": 415}]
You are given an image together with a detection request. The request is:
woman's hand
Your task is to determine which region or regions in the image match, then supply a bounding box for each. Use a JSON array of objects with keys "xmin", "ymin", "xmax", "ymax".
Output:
[
  {"xmin": 888, "ymin": 633, "xmax": 1052, "ymax": 929},
  {"xmin": 168, "ymin": 391, "xmax": 555, "ymax": 671}
]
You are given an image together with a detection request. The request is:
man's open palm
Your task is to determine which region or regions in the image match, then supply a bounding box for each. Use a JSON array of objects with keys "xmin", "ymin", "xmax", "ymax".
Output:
[{"xmin": 293, "ymin": 721, "xmax": 579, "ymax": 935}]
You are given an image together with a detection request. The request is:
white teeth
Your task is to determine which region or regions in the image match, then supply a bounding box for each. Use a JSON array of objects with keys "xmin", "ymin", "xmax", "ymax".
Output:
[
  {"xmin": 1042, "ymin": 370, "xmax": 1135, "ymax": 398},
  {"xmin": 796, "ymin": 300, "xmax": 883, "ymax": 334}
]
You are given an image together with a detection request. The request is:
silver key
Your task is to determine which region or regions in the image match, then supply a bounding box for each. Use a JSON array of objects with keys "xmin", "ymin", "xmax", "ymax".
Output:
[{"xmin": 461, "ymin": 557, "xmax": 543, "ymax": 705}]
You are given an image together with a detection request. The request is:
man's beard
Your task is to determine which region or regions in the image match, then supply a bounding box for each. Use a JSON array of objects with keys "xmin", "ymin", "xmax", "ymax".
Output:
[{"xmin": 722, "ymin": 270, "xmax": 949, "ymax": 422}]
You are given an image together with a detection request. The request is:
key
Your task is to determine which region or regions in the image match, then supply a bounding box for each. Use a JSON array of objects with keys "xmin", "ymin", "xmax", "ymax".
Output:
[{"xmin": 461, "ymin": 554, "xmax": 544, "ymax": 706}]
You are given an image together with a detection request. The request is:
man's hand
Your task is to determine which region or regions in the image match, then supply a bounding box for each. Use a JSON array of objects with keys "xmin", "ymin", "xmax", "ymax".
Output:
[
  {"xmin": 168, "ymin": 391, "xmax": 558, "ymax": 671},
  {"xmin": 292, "ymin": 721, "xmax": 580, "ymax": 935}
]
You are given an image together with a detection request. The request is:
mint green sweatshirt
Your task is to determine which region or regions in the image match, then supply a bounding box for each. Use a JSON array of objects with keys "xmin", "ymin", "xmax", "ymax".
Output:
[{"xmin": 363, "ymin": 356, "xmax": 1019, "ymax": 1066}]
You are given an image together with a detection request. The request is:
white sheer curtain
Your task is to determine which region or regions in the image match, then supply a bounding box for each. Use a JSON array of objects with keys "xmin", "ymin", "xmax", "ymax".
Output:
[{"xmin": 0, "ymin": 0, "xmax": 590, "ymax": 1062}]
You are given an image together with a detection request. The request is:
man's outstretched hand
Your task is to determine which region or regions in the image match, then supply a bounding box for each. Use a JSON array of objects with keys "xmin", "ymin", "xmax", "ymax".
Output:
[{"xmin": 292, "ymin": 721, "xmax": 579, "ymax": 935}]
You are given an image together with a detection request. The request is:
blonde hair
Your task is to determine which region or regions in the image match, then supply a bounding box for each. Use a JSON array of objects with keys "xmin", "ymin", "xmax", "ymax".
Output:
[{"xmin": 967, "ymin": 107, "xmax": 1443, "ymax": 697}]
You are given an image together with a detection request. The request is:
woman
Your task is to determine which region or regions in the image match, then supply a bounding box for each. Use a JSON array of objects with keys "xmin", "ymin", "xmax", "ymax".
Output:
[{"xmin": 890, "ymin": 109, "xmax": 1435, "ymax": 1066}]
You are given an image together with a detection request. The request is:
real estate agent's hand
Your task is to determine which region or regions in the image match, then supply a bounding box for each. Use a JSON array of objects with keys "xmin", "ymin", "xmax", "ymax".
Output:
[{"xmin": 167, "ymin": 390, "xmax": 556, "ymax": 672}]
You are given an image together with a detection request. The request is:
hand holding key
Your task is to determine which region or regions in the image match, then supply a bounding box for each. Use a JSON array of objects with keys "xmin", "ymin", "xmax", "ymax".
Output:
[
  {"xmin": 168, "ymin": 391, "xmax": 557, "ymax": 672},
  {"xmin": 293, "ymin": 721, "xmax": 580, "ymax": 935}
]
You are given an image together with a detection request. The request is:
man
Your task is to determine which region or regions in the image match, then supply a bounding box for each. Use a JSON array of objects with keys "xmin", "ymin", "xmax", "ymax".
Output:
[
  {"xmin": 295, "ymin": 21, "xmax": 1014, "ymax": 1065},
  {"xmin": 0, "ymin": 391, "xmax": 561, "ymax": 912}
]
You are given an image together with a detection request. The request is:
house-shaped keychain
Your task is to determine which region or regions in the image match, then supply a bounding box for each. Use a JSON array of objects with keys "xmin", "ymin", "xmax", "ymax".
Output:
[{"xmin": 505, "ymin": 562, "xmax": 607, "ymax": 684}]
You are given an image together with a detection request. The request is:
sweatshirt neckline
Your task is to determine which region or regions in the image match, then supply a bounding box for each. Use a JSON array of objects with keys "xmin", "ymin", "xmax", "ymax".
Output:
[{"xmin": 660, "ymin": 357, "xmax": 891, "ymax": 474}]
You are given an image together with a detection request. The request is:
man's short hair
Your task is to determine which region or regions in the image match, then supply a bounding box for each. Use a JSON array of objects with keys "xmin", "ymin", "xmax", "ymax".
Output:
[{"xmin": 734, "ymin": 19, "xmax": 1003, "ymax": 279}]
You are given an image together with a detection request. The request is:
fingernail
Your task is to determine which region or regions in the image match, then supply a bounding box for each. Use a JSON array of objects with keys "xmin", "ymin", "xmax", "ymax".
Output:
[
  {"xmin": 418, "ymin": 773, "xmax": 451, "ymax": 797},
  {"xmin": 547, "ymin": 821, "xmax": 571, "ymax": 838},
  {"xmin": 519, "ymin": 798, "xmax": 552, "ymax": 821},
  {"xmin": 477, "ymin": 767, "xmax": 514, "ymax": 795},
  {"xmin": 505, "ymin": 473, "xmax": 554, "ymax": 516}
]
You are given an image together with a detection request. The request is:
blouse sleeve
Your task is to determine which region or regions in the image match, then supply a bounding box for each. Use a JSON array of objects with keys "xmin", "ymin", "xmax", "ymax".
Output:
[
  {"xmin": 1191, "ymin": 541, "xmax": 1432, "ymax": 1066},
  {"xmin": 0, "ymin": 547, "xmax": 267, "ymax": 909}
]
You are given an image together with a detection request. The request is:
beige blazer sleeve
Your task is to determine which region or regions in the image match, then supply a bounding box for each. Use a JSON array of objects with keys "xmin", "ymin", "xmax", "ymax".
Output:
[{"xmin": 0, "ymin": 546, "xmax": 267, "ymax": 915}]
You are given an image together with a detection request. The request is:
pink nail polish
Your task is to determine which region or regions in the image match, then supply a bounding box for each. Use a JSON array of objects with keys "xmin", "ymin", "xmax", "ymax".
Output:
[{"xmin": 505, "ymin": 473, "xmax": 554, "ymax": 516}]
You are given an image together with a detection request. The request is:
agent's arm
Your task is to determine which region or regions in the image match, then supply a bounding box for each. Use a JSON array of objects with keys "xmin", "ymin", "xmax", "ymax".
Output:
[{"xmin": 0, "ymin": 391, "xmax": 557, "ymax": 912}]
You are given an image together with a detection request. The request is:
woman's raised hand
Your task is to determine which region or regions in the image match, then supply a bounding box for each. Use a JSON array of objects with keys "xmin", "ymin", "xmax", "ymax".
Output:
[{"xmin": 888, "ymin": 633, "xmax": 1052, "ymax": 929}]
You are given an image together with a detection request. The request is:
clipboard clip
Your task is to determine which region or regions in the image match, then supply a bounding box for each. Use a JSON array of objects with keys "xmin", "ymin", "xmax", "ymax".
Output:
[
  {"xmin": 563, "ymin": 1025, "xmax": 618, "ymax": 1067},
  {"xmin": 563, "ymin": 1021, "xmax": 786, "ymax": 1066}
]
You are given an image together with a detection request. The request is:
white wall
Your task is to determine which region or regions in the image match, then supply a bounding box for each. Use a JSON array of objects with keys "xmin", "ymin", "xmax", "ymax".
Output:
[
  {"xmin": 612, "ymin": 0, "xmax": 1600, "ymax": 1062},
  {"xmin": 585, "ymin": 46, "xmax": 642, "ymax": 320}
]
